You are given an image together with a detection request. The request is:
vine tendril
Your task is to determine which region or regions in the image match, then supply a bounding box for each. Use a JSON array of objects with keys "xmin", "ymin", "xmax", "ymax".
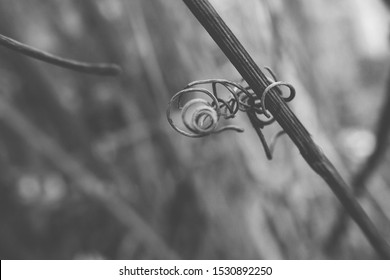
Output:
[{"xmin": 166, "ymin": 67, "xmax": 296, "ymax": 159}]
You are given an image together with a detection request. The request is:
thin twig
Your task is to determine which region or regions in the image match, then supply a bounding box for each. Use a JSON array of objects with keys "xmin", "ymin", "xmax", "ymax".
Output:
[
  {"xmin": 182, "ymin": 0, "xmax": 390, "ymax": 258},
  {"xmin": 0, "ymin": 33, "xmax": 121, "ymax": 76}
]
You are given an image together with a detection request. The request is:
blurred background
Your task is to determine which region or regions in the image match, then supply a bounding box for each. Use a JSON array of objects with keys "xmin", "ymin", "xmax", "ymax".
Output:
[{"xmin": 0, "ymin": 0, "xmax": 390, "ymax": 259}]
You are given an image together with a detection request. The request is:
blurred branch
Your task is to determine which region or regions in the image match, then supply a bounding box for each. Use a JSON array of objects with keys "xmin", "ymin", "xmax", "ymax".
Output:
[
  {"xmin": 0, "ymin": 97, "xmax": 178, "ymax": 259},
  {"xmin": 182, "ymin": 0, "xmax": 390, "ymax": 258},
  {"xmin": 325, "ymin": 57, "xmax": 390, "ymax": 257},
  {"xmin": 123, "ymin": 0, "xmax": 170, "ymax": 108},
  {"xmin": 0, "ymin": 33, "xmax": 121, "ymax": 76},
  {"xmin": 325, "ymin": 189, "xmax": 390, "ymax": 254},
  {"xmin": 352, "ymin": 73, "xmax": 390, "ymax": 194},
  {"xmin": 325, "ymin": 6, "xmax": 390, "ymax": 253}
]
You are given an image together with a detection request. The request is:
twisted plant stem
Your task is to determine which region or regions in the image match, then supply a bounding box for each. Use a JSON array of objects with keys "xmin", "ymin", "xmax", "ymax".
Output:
[
  {"xmin": 182, "ymin": 0, "xmax": 390, "ymax": 258},
  {"xmin": 0, "ymin": 33, "xmax": 121, "ymax": 76}
]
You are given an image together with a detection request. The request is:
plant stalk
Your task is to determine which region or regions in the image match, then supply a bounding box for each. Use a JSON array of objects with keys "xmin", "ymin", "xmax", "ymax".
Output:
[{"xmin": 182, "ymin": 0, "xmax": 390, "ymax": 259}]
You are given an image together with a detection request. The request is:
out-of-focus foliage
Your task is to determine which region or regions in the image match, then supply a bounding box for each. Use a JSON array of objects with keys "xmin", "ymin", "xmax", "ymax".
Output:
[{"xmin": 0, "ymin": 0, "xmax": 389, "ymax": 259}]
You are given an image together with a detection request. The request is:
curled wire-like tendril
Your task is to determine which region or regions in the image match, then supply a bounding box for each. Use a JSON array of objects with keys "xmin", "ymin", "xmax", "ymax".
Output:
[
  {"xmin": 261, "ymin": 81, "xmax": 295, "ymax": 118},
  {"xmin": 167, "ymin": 86, "xmax": 244, "ymax": 137},
  {"xmin": 167, "ymin": 67, "xmax": 296, "ymax": 159},
  {"xmin": 185, "ymin": 79, "xmax": 255, "ymax": 117}
]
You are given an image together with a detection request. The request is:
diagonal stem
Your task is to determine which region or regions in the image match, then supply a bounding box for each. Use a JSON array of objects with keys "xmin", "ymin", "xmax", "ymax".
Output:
[{"xmin": 182, "ymin": 0, "xmax": 390, "ymax": 259}]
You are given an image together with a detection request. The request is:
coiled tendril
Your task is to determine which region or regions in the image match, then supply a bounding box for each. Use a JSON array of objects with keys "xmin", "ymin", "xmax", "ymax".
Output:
[{"xmin": 166, "ymin": 67, "xmax": 295, "ymax": 159}]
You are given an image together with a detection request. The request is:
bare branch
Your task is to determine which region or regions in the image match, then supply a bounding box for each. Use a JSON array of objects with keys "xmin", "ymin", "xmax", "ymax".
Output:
[{"xmin": 0, "ymin": 33, "xmax": 121, "ymax": 76}]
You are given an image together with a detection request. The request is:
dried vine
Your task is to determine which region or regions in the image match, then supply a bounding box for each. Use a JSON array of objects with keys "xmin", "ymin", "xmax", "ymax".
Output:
[
  {"xmin": 180, "ymin": 0, "xmax": 390, "ymax": 258},
  {"xmin": 167, "ymin": 69, "xmax": 294, "ymax": 159}
]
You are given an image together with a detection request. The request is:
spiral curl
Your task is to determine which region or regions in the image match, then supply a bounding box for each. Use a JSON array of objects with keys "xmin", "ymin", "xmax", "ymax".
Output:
[{"xmin": 166, "ymin": 67, "xmax": 296, "ymax": 159}]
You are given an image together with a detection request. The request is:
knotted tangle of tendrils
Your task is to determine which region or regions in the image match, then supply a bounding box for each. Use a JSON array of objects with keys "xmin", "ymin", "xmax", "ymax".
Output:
[{"xmin": 166, "ymin": 68, "xmax": 296, "ymax": 158}]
